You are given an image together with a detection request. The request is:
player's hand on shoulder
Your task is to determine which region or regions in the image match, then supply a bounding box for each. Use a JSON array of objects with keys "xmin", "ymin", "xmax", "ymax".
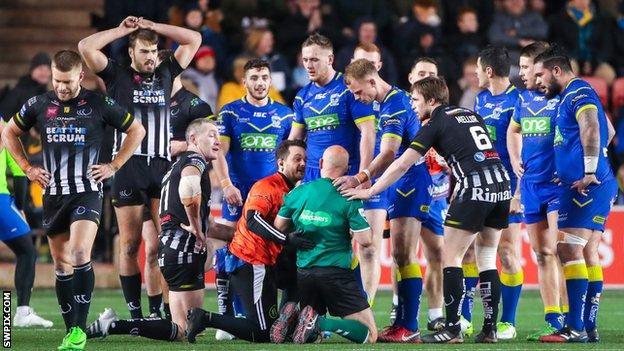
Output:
[
  {"xmin": 333, "ymin": 175, "xmax": 359, "ymax": 191},
  {"xmin": 223, "ymin": 185, "xmax": 243, "ymax": 206},
  {"xmin": 88, "ymin": 163, "xmax": 117, "ymax": 183},
  {"xmin": 287, "ymin": 231, "xmax": 316, "ymax": 251},
  {"xmin": 341, "ymin": 188, "xmax": 372, "ymax": 201},
  {"xmin": 571, "ymin": 174, "xmax": 600, "ymax": 196},
  {"xmin": 25, "ymin": 165, "xmax": 51, "ymax": 188}
]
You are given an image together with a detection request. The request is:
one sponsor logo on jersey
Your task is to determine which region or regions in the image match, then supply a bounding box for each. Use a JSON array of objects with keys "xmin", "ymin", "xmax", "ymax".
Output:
[
  {"xmin": 77, "ymin": 107, "xmax": 92, "ymax": 117},
  {"xmin": 470, "ymin": 187, "xmax": 512, "ymax": 203},
  {"xmin": 133, "ymin": 89, "xmax": 166, "ymax": 106},
  {"xmin": 486, "ymin": 125, "xmax": 497, "ymax": 141},
  {"xmin": 305, "ymin": 113, "xmax": 339, "ymax": 131},
  {"xmin": 474, "ymin": 152, "xmax": 486, "ymax": 162},
  {"xmin": 299, "ymin": 209, "xmax": 332, "ymax": 227},
  {"xmin": 521, "ymin": 117, "xmax": 551, "ymax": 136},
  {"xmin": 46, "ymin": 125, "xmax": 86, "ymax": 144},
  {"xmin": 240, "ymin": 133, "xmax": 278, "ymax": 150},
  {"xmin": 46, "ymin": 106, "xmax": 59, "ymax": 120}
]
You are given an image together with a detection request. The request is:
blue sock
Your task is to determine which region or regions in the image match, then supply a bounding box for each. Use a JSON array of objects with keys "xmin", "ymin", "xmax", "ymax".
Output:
[
  {"xmin": 462, "ymin": 263, "xmax": 479, "ymax": 322},
  {"xmin": 233, "ymin": 294, "xmax": 244, "ymax": 316},
  {"xmin": 584, "ymin": 266, "xmax": 603, "ymax": 331},
  {"xmin": 545, "ymin": 306, "xmax": 563, "ymax": 329},
  {"xmin": 564, "ymin": 262, "xmax": 589, "ymax": 331},
  {"xmin": 500, "ymin": 271, "xmax": 523, "ymax": 325},
  {"xmin": 397, "ymin": 264, "xmax": 422, "ymax": 331}
]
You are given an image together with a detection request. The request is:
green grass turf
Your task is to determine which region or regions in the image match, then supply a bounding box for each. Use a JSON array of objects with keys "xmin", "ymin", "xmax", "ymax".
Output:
[{"xmin": 8, "ymin": 289, "xmax": 624, "ymax": 350}]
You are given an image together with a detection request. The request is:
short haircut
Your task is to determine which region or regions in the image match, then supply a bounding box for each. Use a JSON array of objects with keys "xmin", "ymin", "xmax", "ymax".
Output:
[
  {"xmin": 302, "ymin": 33, "xmax": 333, "ymax": 51},
  {"xmin": 463, "ymin": 56, "xmax": 478, "ymax": 68},
  {"xmin": 533, "ymin": 45, "xmax": 573, "ymax": 72},
  {"xmin": 52, "ymin": 50, "xmax": 82, "ymax": 72},
  {"xmin": 520, "ymin": 41, "xmax": 550, "ymax": 60},
  {"xmin": 276, "ymin": 139, "xmax": 306, "ymax": 160},
  {"xmin": 478, "ymin": 45, "xmax": 510, "ymax": 77},
  {"xmin": 344, "ymin": 58, "xmax": 378, "ymax": 84},
  {"xmin": 244, "ymin": 58, "xmax": 271, "ymax": 73},
  {"xmin": 354, "ymin": 43, "xmax": 381, "ymax": 56},
  {"xmin": 410, "ymin": 76, "xmax": 449, "ymax": 105},
  {"xmin": 129, "ymin": 29, "xmax": 159, "ymax": 48},
  {"xmin": 415, "ymin": 0, "xmax": 436, "ymax": 8},
  {"xmin": 458, "ymin": 6, "xmax": 477, "ymax": 18},
  {"xmin": 185, "ymin": 118, "xmax": 214, "ymax": 141},
  {"xmin": 411, "ymin": 57, "xmax": 437, "ymax": 71}
]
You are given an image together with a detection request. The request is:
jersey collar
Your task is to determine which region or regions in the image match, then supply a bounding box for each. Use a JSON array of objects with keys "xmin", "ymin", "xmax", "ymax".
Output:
[{"xmin": 278, "ymin": 172, "xmax": 296, "ymax": 190}]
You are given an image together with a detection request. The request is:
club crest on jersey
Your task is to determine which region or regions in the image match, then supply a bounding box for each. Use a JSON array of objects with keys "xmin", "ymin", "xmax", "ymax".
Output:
[
  {"xmin": 545, "ymin": 99, "xmax": 558, "ymax": 110},
  {"xmin": 271, "ymin": 115, "xmax": 281, "ymax": 128},
  {"xmin": 329, "ymin": 93, "xmax": 340, "ymax": 106},
  {"xmin": 46, "ymin": 106, "xmax": 59, "ymax": 120},
  {"xmin": 227, "ymin": 203, "xmax": 239, "ymax": 216},
  {"xmin": 490, "ymin": 106, "xmax": 502, "ymax": 120}
]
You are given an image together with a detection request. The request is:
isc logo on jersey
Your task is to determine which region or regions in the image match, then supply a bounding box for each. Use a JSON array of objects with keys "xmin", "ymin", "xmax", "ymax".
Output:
[
  {"xmin": 240, "ymin": 133, "xmax": 278, "ymax": 150},
  {"xmin": 521, "ymin": 117, "xmax": 550, "ymax": 136},
  {"xmin": 305, "ymin": 114, "xmax": 339, "ymax": 131}
]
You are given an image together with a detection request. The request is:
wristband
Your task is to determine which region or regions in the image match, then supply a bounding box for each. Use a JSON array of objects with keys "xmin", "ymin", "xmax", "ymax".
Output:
[
  {"xmin": 220, "ymin": 178, "xmax": 233, "ymax": 189},
  {"xmin": 355, "ymin": 171, "xmax": 370, "ymax": 185},
  {"xmin": 583, "ymin": 156, "xmax": 598, "ymax": 174},
  {"xmin": 362, "ymin": 168, "xmax": 371, "ymax": 180}
]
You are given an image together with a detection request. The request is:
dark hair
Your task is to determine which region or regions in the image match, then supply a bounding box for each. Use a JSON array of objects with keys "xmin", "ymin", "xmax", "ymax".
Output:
[
  {"xmin": 129, "ymin": 29, "xmax": 159, "ymax": 48},
  {"xmin": 243, "ymin": 58, "xmax": 271, "ymax": 73},
  {"xmin": 458, "ymin": 6, "xmax": 477, "ymax": 18},
  {"xmin": 534, "ymin": 45, "xmax": 573, "ymax": 73},
  {"xmin": 302, "ymin": 33, "xmax": 333, "ymax": 51},
  {"xmin": 478, "ymin": 45, "xmax": 510, "ymax": 77},
  {"xmin": 276, "ymin": 140, "xmax": 306, "ymax": 160},
  {"xmin": 411, "ymin": 57, "xmax": 438, "ymax": 71},
  {"xmin": 52, "ymin": 50, "xmax": 82, "ymax": 71},
  {"xmin": 520, "ymin": 41, "xmax": 550, "ymax": 60},
  {"xmin": 410, "ymin": 76, "xmax": 449, "ymax": 105}
]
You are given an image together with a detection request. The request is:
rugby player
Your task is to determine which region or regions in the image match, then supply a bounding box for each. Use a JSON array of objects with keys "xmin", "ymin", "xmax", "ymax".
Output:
[
  {"xmin": 337, "ymin": 59, "xmax": 434, "ymax": 343},
  {"xmin": 86, "ymin": 119, "xmax": 222, "ymax": 342},
  {"xmin": 534, "ymin": 47, "xmax": 617, "ymax": 343},
  {"xmin": 78, "ymin": 16, "xmax": 201, "ymax": 318},
  {"xmin": 345, "ymin": 76, "xmax": 511, "ymax": 344},
  {"xmin": 507, "ymin": 42, "xmax": 566, "ymax": 340},
  {"xmin": 0, "ymin": 123, "xmax": 52, "ymax": 328},
  {"xmin": 1, "ymin": 50, "xmax": 145, "ymax": 351},
  {"xmin": 275, "ymin": 145, "xmax": 377, "ymax": 344},
  {"xmin": 288, "ymin": 33, "xmax": 375, "ymax": 183},
  {"xmin": 185, "ymin": 140, "xmax": 313, "ymax": 344},
  {"xmin": 474, "ymin": 46, "xmax": 523, "ymax": 339}
]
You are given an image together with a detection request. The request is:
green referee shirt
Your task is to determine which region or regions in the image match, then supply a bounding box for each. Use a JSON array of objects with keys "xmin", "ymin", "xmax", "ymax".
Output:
[
  {"xmin": 0, "ymin": 149, "xmax": 25, "ymax": 195},
  {"xmin": 277, "ymin": 177, "xmax": 370, "ymax": 269}
]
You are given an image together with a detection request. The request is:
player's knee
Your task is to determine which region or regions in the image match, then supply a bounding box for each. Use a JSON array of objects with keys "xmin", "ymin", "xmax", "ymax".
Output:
[
  {"xmin": 145, "ymin": 245, "xmax": 158, "ymax": 264},
  {"xmin": 425, "ymin": 246, "xmax": 443, "ymax": 266},
  {"xmin": 360, "ymin": 245, "xmax": 378, "ymax": 263},
  {"xmin": 70, "ymin": 247, "xmax": 91, "ymax": 265},
  {"xmin": 122, "ymin": 239, "xmax": 141, "ymax": 259},
  {"xmin": 534, "ymin": 249, "xmax": 555, "ymax": 266}
]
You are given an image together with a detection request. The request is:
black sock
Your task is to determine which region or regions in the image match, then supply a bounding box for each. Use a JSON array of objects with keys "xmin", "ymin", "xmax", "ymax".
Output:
[
  {"xmin": 202, "ymin": 310, "xmax": 268, "ymax": 342},
  {"xmin": 148, "ymin": 294, "xmax": 162, "ymax": 317},
  {"xmin": 72, "ymin": 262, "xmax": 95, "ymax": 330},
  {"xmin": 215, "ymin": 272, "xmax": 233, "ymax": 316},
  {"xmin": 109, "ymin": 317, "xmax": 178, "ymax": 341},
  {"xmin": 120, "ymin": 274, "xmax": 143, "ymax": 318},
  {"xmin": 479, "ymin": 269, "xmax": 501, "ymax": 332},
  {"xmin": 443, "ymin": 267, "xmax": 465, "ymax": 334},
  {"xmin": 163, "ymin": 303, "xmax": 171, "ymax": 321},
  {"xmin": 55, "ymin": 272, "xmax": 74, "ymax": 333},
  {"xmin": 5, "ymin": 234, "xmax": 36, "ymax": 306}
]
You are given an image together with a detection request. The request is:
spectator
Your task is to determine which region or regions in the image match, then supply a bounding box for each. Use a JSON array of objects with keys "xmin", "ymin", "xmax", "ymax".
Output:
[
  {"xmin": 440, "ymin": 0, "xmax": 495, "ymax": 37},
  {"xmin": 291, "ymin": 52, "xmax": 310, "ymax": 91},
  {"xmin": 182, "ymin": 46, "xmax": 221, "ymax": 110},
  {"xmin": 334, "ymin": 18, "xmax": 398, "ymax": 84},
  {"xmin": 0, "ymin": 52, "xmax": 51, "ymax": 121},
  {"xmin": 325, "ymin": 0, "xmax": 391, "ymax": 43},
  {"xmin": 457, "ymin": 57, "xmax": 481, "ymax": 110},
  {"xmin": 446, "ymin": 7, "xmax": 484, "ymax": 80},
  {"xmin": 177, "ymin": 5, "xmax": 227, "ymax": 70},
  {"xmin": 488, "ymin": 0, "xmax": 548, "ymax": 65},
  {"xmin": 216, "ymin": 55, "xmax": 285, "ymax": 111},
  {"xmin": 548, "ymin": 0, "xmax": 616, "ymax": 84},
  {"xmin": 394, "ymin": 0, "xmax": 447, "ymax": 85},
  {"xmin": 245, "ymin": 28, "xmax": 291, "ymax": 93}
]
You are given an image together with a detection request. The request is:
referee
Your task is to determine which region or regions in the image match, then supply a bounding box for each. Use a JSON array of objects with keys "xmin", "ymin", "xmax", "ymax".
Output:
[{"xmin": 345, "ymin": 77, "xmax": 511, "ymax": 344}]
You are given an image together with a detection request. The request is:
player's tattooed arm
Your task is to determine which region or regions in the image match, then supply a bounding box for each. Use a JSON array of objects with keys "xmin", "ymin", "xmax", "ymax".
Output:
[
  {"xmin": 78, "ymin": 16, "xmax": 140, "ymax": 73},
  {"xmin": 573, "ymin": 106, "xmax": 601, "ymax": 194},
  {"xmin": 507, "ymin": 121, "xmax": 524, "ymax": 178}
]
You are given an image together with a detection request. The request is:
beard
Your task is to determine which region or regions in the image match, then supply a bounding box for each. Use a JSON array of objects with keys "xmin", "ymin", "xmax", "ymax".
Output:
[{"xmin": 544, "ymin": 78, "xmax": 562, "ymax": 99}]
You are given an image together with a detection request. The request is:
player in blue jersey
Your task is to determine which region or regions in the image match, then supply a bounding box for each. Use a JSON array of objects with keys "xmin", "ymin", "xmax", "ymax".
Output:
[
  {"xmin": 214, "ymin": 59, "xmax": 293, "ymax": 227},
  {"xmin": 288, "ymin": 34, "xmax": 376, "ymax": 183},
  {"xmin": 337, "ymin": 58, "xmax": 434, "ymax": 343},
  {"xmin": 473, "ymin": 46, "xmax": 523, "ymax": 340},
  {"xmin": 507, "ymin": 42, "xmax": 565, "ymax": 341},
  {"xmin": 535, "ymin": 47, "xmax": 617, "ymax": 343}
]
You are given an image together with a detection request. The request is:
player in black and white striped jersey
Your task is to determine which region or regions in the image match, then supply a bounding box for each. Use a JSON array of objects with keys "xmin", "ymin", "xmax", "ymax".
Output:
[{"xmin": 78, "ymin": 15, "xmax": 201, "ymax": 319}]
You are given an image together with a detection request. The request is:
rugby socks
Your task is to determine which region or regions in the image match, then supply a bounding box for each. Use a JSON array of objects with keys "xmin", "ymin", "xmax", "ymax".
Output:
[
  {"xmin": 201, "ymin": 310, "xmax": 268, "ymax": 342},
  {"xmin": 148, "ymin": 293, "xmax": 162, "ymax": 318},
  {"xmin": 563, "ymin": 260, "xmax": 588, "ymax": 331},
  {"xmin": 461, "ymin": 263, "xmax": 479, "ymax": 322},
  {"xmin": 120, "ymin": 273, "xmax": 143, "ymax": 318},
  {"xmin": 108, "ymin": 317, "xmax": 178, "ymax": 341},
  {"xmin": 351, "ymin": 256, "xmax": 368, "ymax": 301},
  {"xmin": 55, "ymin": 272, "xmax": 75, "ymax": 332},
  {"xmin": 479, "ymin": 269, "xmax": 501, "ymax": 333},
  {"xmin": 396, "ymin": 264, "xmax": 422, "ymax": 331},
  {"xmin": 4, "ymin": 234, "xmax": 36, "ymax": 307},
  {"xmin": 562, "ymin": 304, "xmax": 570, "ymax": 326},
  {"xmin": 500, "ymin": 270, "xmax": 523, "ymax": 325},
  {"xmin": 584, "ymin": 265, "xmax": 603, "ymax": 331},
  {"xmin": 163, "ymin": 303, "xmax": 172, "ymax": 321},
  {"xmin": 443, "ymin": 267, "xmax": 464, "ymax": 334},
  {"xmin": 544, "ymin": 306, "xmax": 563, "ymax": 329},
  {"xmin": 319, "ymin": 317, "xmax": 369, "ymax": 343},
  {"xmin": 72, "ymin": 262, "xmax": 95, "ymax": 330}
]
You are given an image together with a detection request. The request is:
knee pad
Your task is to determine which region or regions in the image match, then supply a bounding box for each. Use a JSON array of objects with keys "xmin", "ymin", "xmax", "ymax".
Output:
[
  {"xmin": 475, "ymin": 245, "xmax": 497, "ymax": 271},
  {"xmin": 560, "ymin": 232, "xmax": 588, "ymax": 247}
]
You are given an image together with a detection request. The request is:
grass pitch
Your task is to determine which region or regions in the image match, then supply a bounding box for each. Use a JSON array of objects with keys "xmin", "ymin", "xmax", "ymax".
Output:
[{"xmin": 8, "ymin": 289, "xmax": 624, "ymax": 350}]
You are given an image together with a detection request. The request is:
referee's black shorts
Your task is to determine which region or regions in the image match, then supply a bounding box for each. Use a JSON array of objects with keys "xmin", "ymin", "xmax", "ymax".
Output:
[
  {"xmin": 298, "ymin": 266, "xmax": 369, "ymax": 318},
  {"xmin": 43, "ymin": 191, "xmax": 103, "ymax": 236},
  {"xmin": 112, "ymin": 155, "xmax": 170, "ymax": 207},
  {"xmin": 445, "ymin": 181, "xmax": 511, "ymax": 233}
]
